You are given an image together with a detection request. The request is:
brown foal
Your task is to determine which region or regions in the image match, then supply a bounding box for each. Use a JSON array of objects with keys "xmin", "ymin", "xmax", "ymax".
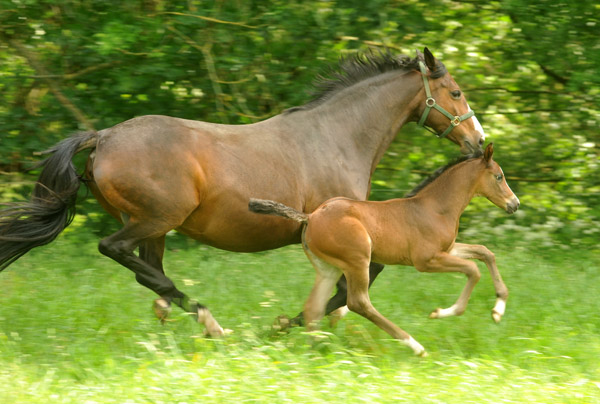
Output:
[{"xmin": 249, "ymin": 143, "xmax": 519, "ymax": 356}]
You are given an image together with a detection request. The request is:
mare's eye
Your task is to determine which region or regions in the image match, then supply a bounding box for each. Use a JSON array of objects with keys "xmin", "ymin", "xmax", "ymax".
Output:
[{"xmin": 450, "ymin": 90, "xmax": 462, "ymax": 100}]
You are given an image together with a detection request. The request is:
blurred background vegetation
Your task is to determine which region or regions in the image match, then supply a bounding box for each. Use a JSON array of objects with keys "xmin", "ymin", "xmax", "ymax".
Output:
[{"xmin": 0, "ymin": 0, "xmax": 598, "ymax": 248}]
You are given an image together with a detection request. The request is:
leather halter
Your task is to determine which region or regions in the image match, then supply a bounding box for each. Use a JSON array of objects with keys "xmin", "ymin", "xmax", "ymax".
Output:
[{"xmin": 417, "ymin": 61, "xmax": 475, "ymax": 138}]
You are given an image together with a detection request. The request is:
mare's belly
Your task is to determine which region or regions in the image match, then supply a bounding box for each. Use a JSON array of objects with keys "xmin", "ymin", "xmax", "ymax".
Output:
[{"xmin": 176, "ymin": 207, "xmax": 303, "ymax": 252}]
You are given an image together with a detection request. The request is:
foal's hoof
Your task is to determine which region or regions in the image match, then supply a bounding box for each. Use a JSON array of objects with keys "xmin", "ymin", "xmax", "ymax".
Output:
[
  {"xmin": 153, "ymin": 298, "xmax": 172, "ymax": 324},
  {"xmin": 273, "ymin": 315, "xmax": 292, "ymax": 332},
  {"xmin": 429, "ymin": 308, "xmax": 442, "ymax": 319},
  {"xmin": 491, "ymin": 310, "xmax": 503, "ymax": 324},
  {"xmin": 491, "ymin": 299, "xmax": 506, "ymax": 323},
  {"xmin": 328, "ymin": 306, "xmax": 350, "ymax": 327}
]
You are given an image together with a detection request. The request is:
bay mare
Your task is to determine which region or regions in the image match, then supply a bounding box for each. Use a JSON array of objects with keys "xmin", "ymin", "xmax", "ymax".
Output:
[
  {"xmin": 249, "ymin": 144, "xmax": 519, "ymax": 356},
  {"xmin": 0, "ymin": 48, "xmax": 485, "ymax": 335}
]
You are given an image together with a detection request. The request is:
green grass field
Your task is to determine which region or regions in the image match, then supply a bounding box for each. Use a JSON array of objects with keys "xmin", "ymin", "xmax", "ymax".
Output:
[{"xmin": 0, "ymin": 234, "xmax": 598, "ymax": 403}]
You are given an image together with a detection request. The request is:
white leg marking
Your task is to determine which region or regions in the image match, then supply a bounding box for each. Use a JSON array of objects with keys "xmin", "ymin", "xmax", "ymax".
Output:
[
  {"xmin": 197, "ymin": 308, "xmax": 227, "ymax": 337},
  {"xmin": 492, "ymin": 299, "xmax": 506, "ymax": 323},
  {"xmin": 430, "ymin": 304, "xmax": 459, "ymax": 319},
  {"xmin": 402, "ymin": 336, "xmax": 427, "ymax": 357},
  {"xmin": 329, "ymin": 305, "xmax": 350, "ymax": 327}
]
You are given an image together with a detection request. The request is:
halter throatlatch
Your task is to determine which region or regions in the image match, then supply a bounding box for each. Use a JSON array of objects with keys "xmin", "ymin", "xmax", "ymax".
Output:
[{"xmin": 417, "ymin": 61, "xmax": 475, "ymax": 138}]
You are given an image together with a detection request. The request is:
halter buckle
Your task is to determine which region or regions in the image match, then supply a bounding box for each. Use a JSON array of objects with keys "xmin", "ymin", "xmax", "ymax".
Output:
[{"xmin": 451, "ymin": 116, "xmax": 461, "ymax": 126}]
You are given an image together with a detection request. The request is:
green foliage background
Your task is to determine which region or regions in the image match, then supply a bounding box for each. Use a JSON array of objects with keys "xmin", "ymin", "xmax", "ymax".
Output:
[{"xmin": 1, "ymin": 0, "xmax": 598, "ymax": 247}]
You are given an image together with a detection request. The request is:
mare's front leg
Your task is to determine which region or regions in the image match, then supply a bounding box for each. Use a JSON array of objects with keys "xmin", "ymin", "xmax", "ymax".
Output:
[
  {"xmin": 99, "ymin": 221, "xmax": 224, "ymax": 337},
  {"xmin": 416, "ymin": 252, "xmax": 481, "ymax": 319},
  {"xmin": 138, "ymin": 236, "xmax": 171, "ymax": 322},
  {"xmin": 450, "ymin": 243, "xmax": 508, "ymax": 323}
]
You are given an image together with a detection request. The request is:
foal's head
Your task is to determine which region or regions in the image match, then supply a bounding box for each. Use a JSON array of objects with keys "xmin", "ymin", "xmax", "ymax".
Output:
[
  {"xmin": 476, "ymin": 144, "xmax": 520, "ymax": 214},
  {"xmin": 418, "ymin": 48, "xmax": 485, "ymax": 155}
]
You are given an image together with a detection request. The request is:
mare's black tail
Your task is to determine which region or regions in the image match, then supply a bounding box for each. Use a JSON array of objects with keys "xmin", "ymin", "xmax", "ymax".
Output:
[{"xmin": 0, "ymin": 131, "xmax": 97, "ymax": 270}]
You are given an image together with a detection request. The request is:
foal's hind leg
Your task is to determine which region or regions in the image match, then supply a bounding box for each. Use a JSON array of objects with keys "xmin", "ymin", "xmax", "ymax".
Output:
[
  {"xmin": 285, "ymin": 261, "xmax": 384, "ymax": 328},
  {"xmin": 451, "ymin": 243, "xmax": 508, "ymax": 323},
  {"xmin": 326, "ymin": 262, "xmax": 385, "ymax": 326},
  {"xmin": 344, "ymin": 260, "xmax": 426, "ymax": 356},
  {"xmin": 99, "ymin": 221, "xmax": 224, "ymax": 336},
  {"xmin": 302, "ymin": 249, "xmax": 343, "ymax": 330}
]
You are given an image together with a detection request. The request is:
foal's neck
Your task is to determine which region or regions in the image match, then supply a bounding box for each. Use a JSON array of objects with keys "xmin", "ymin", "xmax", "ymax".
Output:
[{"xmin": 417, "ymin": 159, "xmax": 482, "ymax": 219}]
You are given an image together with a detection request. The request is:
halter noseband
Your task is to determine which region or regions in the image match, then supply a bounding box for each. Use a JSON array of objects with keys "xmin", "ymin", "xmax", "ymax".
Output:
[{"xmin": 417, "ymin": 61, "xmax": 475, "ymax": 138}]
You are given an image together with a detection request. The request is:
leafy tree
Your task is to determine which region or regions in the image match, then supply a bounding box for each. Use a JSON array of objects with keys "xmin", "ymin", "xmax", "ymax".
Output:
[{"xmin": 0, "ymin": 0, "xmax": 597, "ymax": 246}]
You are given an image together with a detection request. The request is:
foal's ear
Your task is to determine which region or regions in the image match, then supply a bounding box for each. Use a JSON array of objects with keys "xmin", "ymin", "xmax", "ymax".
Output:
[
  {"xmin": 483, "ymin": 143, "xmax": 494, "ymax": 163},
  {"xmin": 424, "ymin": 47, "xmax": 437, "ymax": 72}
]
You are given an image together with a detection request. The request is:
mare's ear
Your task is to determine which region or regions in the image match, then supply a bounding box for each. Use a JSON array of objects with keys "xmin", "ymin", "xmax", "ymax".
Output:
[
  {"xmin": 424, "ymin": 47, "xmax": 437, "ymax": 72},
  {"xmin": 483, "ymin": 143, "xmax": 494, "ymax": 164}
]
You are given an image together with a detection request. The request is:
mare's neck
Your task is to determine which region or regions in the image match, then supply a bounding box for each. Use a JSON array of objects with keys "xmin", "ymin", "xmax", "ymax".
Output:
[{"xmin": 289, "ymin": 70, "xmax": 423, "ymax": 173}]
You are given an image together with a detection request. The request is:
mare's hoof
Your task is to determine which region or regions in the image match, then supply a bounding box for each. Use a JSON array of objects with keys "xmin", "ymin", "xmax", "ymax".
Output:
[
  {"xmin": 196, "ymin": 307, "xmax": 229, "ymax": 337},
  {"xmin": 202, "ymin": 327, "xmax": 233, "ymax": 338},
  {"xmin": 273, "ymin": 315, "xmax": 292, "ymax": 332},
  {"xmin": 153, "ymin": 298, "xmax": 172, "ymax": 324}
]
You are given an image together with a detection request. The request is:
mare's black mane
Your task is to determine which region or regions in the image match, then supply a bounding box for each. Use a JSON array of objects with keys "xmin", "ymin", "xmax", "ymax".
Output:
[{"xmin": 286, "ymin": 50, "xmax": 447, "ymax": 113}]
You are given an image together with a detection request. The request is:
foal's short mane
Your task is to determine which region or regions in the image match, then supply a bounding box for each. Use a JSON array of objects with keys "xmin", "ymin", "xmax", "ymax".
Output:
[
  {"xmin": 285, "ymin": 50, "xmax": 447, "ymax": 113},
  {"xmin": 405, "ymin": 150, "xmax": 484, "ymax": 198}
]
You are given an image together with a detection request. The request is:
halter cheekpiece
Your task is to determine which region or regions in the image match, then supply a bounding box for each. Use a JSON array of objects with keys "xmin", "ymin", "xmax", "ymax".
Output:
[{"xmin": 417, "ymin": 61, "xmax": 475, "ymax": 138}]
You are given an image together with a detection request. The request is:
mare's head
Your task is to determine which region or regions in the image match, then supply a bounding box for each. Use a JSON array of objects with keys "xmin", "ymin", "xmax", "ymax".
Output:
[
  {"xmin": 476, "ymin": 143, "xmax": 520, "ymax": 213},
  {"xmin": 417, "ymin": 48, "xmax": 485, "ymax": 154}
]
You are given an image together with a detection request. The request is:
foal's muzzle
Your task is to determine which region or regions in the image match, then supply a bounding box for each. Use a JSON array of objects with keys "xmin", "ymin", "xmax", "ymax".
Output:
[{"xmin": 505, "ymin": 196, "xmax": 520, "ymax": 214}]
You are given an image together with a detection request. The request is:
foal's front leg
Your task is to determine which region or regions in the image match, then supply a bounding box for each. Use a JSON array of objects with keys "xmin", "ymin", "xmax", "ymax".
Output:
[
  {"xmin": 450, "ymin": 243, "xmax": 508, "ymax": 323},
  {"xmin": 416, "ymin": 252, "xmax": 481, "ymax": 319}
]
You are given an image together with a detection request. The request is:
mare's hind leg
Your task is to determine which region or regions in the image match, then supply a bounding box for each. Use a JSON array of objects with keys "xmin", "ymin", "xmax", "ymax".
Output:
[
  {"xmin": 99, "ymin": 221, "xmax": 224, "ymax": 337},
  {"xmin": 344, "ymin": 260, "xmax": 426, "ymax": 356},
  {"xmin": 451, "ymin": 243, "xmax": 508, "ymax": 323},
  {"xmin": 417, "ymin": 252, "xmax": 481, "ymax": 319}
]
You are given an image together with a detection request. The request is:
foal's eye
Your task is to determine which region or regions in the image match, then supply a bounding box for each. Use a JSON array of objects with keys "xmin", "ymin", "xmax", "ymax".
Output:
[
  {"xmin": 450, "ymin": 90, "xmax": 462, "ymax": 100},
  {"xmin": 495, "ymin": 174, "xmax": 503, "ymax": 181}
]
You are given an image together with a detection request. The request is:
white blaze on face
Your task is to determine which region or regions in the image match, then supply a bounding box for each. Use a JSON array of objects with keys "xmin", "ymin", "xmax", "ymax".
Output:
[{"xmin": 468, "ymin": 103, "xmax": 486, "ymax": 140}]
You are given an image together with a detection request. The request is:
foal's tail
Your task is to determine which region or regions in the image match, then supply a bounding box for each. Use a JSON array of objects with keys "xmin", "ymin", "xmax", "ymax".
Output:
[
  {"xmin": 0, "ymin": 131, "xmax": 98, "ymax": 271},
  {"xmin": 248, "ymin": 198, "xmax": 309, "ymax": 224}
]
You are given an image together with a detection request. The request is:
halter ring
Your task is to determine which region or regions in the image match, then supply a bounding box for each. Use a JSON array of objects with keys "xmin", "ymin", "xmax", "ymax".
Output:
[{"xmin": 417, "ymin": 61, "xmax": 477, "ymax": 138}]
